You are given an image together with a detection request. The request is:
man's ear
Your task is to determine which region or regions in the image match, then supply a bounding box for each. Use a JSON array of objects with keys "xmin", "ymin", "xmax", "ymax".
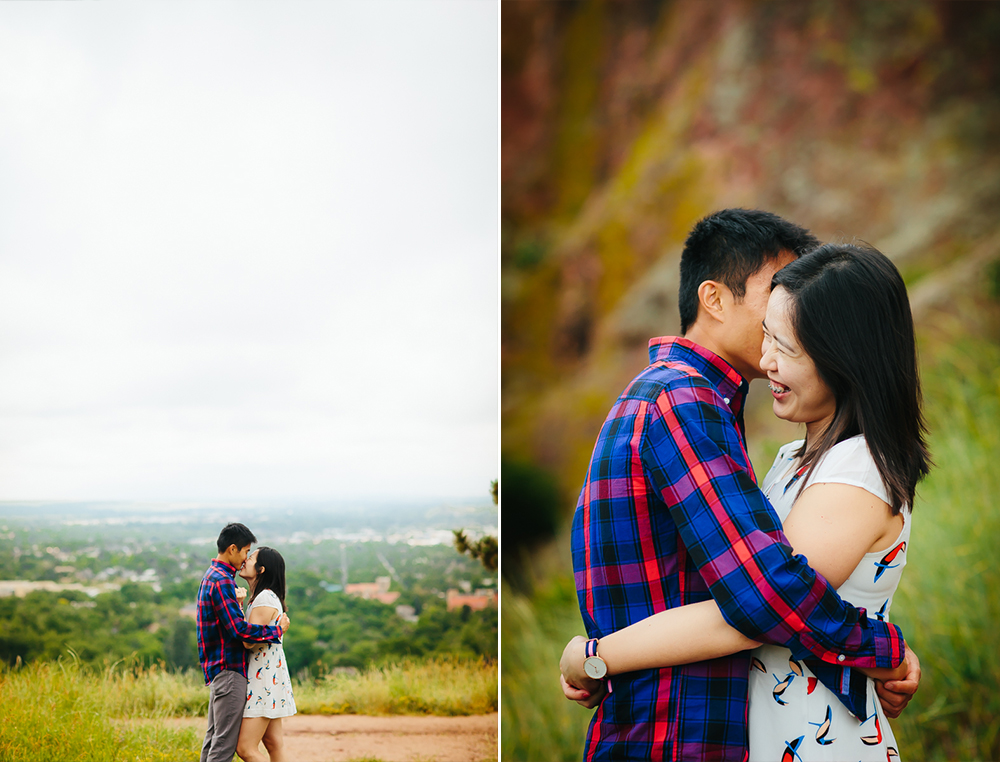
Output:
[{"xmin": 697, "ymin": 280, "xmax": 728, "ymax": 324}]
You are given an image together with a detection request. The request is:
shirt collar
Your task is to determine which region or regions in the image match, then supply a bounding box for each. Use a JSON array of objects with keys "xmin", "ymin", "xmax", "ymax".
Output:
[
  {"xmin": 212, "ymin": 559, "xmax": 237, "ymax": 577},
  {"xmin": 648, "ymin": 336, "xmax": 749, "ymax": 411}
]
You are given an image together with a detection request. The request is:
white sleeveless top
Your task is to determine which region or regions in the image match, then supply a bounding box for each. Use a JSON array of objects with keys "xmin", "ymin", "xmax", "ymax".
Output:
[
  {"xmin": 244, "ymin": 588, "xmax": 296, "ymax": 719},
  {"xmin": 748, "ymin": 435, "xmax": 910, "ymax": 761}
]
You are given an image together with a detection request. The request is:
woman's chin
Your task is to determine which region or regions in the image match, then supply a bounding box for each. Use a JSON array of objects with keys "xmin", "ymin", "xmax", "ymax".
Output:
[{"xmin": 771, "ymin": 401, "xmax": 796, "ymax": 423}]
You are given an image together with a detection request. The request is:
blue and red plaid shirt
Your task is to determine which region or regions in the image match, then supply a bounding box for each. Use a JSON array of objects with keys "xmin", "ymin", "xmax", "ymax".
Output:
[
  {"xmin": 571, "ymin": 337, "xmax": 905, "ymax": 761},
  {"xmin": 196, "ymin": 559, "xmax": 283, "ymax": 685}
]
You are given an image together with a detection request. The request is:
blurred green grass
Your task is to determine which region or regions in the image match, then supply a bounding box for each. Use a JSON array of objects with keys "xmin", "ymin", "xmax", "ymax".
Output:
[
  {"xmin": 501, "ymin": 336, "xmax": 1000, "ymax": 761},
  {"xmin": 501, "ymin": 574, "xmax": 592, "ymax": 762},
  {"xmin": 889, "ymin": 337, "xmax": 1000, "ymax": 759}
]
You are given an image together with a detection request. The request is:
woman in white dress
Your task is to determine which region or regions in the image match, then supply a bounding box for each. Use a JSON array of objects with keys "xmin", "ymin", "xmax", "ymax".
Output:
[
  {"xmin": 560, "ymin": 243, "xmax": 931, "ymax": 760},
  {"xmin": 236, "ymin": 546, "xmax": 297, "ymax": 762}
]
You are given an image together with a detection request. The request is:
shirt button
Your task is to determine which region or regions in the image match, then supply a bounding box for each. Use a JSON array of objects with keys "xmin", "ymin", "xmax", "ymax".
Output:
[
  {"xmin": 724, "ymin": 397, "xmax": 731, "ymax": 404},
  {"xmin": 837, "ymin": 654, "xmax": 846, "ymax": 662}
]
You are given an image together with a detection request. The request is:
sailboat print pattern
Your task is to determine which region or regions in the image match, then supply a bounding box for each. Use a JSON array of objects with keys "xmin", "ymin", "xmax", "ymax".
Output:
[
  {"xmin": 747, "ymin": 436, "xmax": 911, "ymax": 761},
  {"xmin": 242, "ymin": 588, "xmax": 297, "ymax": 719}
]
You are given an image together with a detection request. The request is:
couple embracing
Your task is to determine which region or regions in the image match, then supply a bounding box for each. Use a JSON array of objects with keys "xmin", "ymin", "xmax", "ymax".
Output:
[
  {"xmin": 560, "ymin": 209, "xmax": 929, "ymax": 761},
  {"xmin": 197, "ymin": 522, "xmax": 297, "ymax": 762}
]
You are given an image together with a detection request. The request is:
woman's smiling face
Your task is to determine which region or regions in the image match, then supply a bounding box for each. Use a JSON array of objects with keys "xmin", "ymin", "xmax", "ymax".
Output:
[
  {"xmin": 759, "ymin": 286, "xmax": 836, "ymax": 442},
  {"xmin": 238, "ymin": 549, "xmax": 259, "ymax": 583}
]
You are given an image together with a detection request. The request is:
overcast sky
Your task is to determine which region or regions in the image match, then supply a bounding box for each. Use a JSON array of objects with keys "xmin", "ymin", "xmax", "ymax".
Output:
[{"xmin": 0, "ymin": 2, "xmax": 498, "ymax": 503}]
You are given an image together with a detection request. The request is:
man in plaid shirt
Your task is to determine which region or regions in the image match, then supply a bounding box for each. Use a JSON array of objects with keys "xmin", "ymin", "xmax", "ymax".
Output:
[
  {"xmin": 197, "ymin": 522, "xmax": 289, "ymax": 762},
  {"xmin": 568, "ymin": 210, "xmax": 920, "ymax": 761}
]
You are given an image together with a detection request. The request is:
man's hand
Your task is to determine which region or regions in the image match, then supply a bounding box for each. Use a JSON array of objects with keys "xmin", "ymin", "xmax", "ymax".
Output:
[
  {"xmin": 875, "ymin": 644, "xmax": 920, "ymax": 718},
  {"xmin": 278, "ymin": 612, "xmax": 290, "ymax": 634},
  {"xmin": 559, "ymin": 635, "xmax": 606, "ymax": 709},
  {"xmin": 235, "ymin": 587, "xmax": 247, "ymax": 604}
]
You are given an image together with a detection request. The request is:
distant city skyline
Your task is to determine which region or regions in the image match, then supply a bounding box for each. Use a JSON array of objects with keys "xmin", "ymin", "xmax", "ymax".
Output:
[{"xmin": 0, "ymin": 2, "xmax": 498, "ymax": 501}]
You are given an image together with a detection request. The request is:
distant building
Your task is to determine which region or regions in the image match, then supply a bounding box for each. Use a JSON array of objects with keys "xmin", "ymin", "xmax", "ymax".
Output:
[
  {"xmin": 395, "ymin": 604, "xmax": 419, "ymax": 623},
  {"xmin": 344, "ymin": 576, "xmax": 400, "ymax": 605},
  {"xmin": 446, "ymin": 588, "xmax": 497, "ymax": 612}
]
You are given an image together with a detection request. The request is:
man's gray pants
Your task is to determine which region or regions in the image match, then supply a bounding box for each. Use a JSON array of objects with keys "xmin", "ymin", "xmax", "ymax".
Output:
[{"xmin": 201, "ymin": 669, "xmax": 247, "ymax": 762}]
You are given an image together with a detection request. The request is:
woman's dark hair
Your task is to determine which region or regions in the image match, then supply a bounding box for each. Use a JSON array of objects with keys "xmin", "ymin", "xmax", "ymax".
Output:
[
  {"xmin": 771, "ymin": 242, "xmax": 931, "ymax": 513},
  {"xmin": 679, "ymin": 208, "xmax": 820, "ymax": 333},
  {"xmin": 248, "ymin": 546, "xmax": 287, "ymax": 612}
]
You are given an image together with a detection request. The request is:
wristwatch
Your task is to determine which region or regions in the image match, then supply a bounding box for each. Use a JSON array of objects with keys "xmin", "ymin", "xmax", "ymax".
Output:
[{"xmin": 583, "ymin": 638, "xmax": 608, "ymax": 679}]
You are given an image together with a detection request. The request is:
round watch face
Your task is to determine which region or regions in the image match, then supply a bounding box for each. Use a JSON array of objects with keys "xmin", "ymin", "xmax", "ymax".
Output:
[{"xmin": 584, "ymin": 656, "xmax": 607, "ymax": 679}]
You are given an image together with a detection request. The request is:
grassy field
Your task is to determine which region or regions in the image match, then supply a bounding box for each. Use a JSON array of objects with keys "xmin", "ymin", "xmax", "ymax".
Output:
[
  {"xmin": 888, "ymin": 337, "xmax": 1000, "ymax": 759},
  {"xmin": 0, "ymin": 658, "xmax": 197, "ymax": 762},
  {"xmin": 96, "ymin": 655, "xmax": 497, "ymax": 718},
  {"xmin": 0, "ymin": 655, "xmax": 497, "ymax": 762},
  {"xmin": 501, "ymin": 336, "xmax": 1000, "ymax": 761}
]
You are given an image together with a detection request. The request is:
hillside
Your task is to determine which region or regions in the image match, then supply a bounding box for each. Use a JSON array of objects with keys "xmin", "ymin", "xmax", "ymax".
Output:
[{"xmin": 501, "ymin": 0, "xmax": 1000, "ymax": 508}]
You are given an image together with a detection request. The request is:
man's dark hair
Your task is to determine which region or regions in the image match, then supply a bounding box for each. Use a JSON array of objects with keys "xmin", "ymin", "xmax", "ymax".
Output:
[
  {"xmin": 678, "ymin": 208, "xmax": 820, "ymax": 333},
  {"xmin": 772, "ymin": 242, "xmax": 931, "ymax": 514},
  {"xmin": 217, "ymin": 522, "xmax": 257, "ymax": 554}
]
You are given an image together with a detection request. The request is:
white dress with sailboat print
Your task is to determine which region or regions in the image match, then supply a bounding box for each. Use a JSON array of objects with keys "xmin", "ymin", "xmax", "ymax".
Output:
[
  {"xmin": 243, "ymin": 588, "xmax": 297, "ymax": 719},
  {"xmin": 748, "ymin": 435, "xmax": 910, "ymax": 762}
]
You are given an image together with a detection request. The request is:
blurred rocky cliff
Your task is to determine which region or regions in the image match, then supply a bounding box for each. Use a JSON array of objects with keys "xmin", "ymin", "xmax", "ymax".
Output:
[{"xmin": 501, "ymin": 0, "xmax": 1000, "ymax": 533}]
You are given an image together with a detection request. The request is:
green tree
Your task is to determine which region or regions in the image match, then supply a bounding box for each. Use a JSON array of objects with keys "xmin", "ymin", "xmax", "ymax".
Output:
[
  {"xmin": 163, "ymin": 617, "xmax": 198, "ymax": 671},
  {"xmin": 453, "ymin": 478, "xmax": 499, "ymax": 571}
]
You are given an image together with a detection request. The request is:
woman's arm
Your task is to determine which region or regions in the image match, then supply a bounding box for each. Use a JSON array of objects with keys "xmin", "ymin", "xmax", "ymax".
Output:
[
  {"xmin": 562, "ymin": 481, "xmax": 904, "ymax": 688},
  {"xmin": 243, "ymin": 604, "xmax": 280, "ymax": 650}
]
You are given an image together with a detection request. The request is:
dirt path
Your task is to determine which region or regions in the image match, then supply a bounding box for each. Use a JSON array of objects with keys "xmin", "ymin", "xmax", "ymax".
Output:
[{"xmin": 161, "ymin": 713, "xmax": 498, "ymax": 762}]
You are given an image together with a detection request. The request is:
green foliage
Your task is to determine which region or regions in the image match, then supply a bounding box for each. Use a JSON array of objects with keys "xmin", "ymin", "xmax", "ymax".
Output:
[
  {"xmin": 0, "ymin": 589, "xmax": 168, "ymax": 668},
  {"xmin": 986, "ymin": 258, "xmax": 1000, "ymax": 302},
  {"xmin": 500, "ymin": 457, "xmax": 561, "ymax": 552},
  {"xmin": 453, "ymin": 529, "xmax": 498, "ymax": 572},
  {"xmin": 888, "ymin": 338, "xmax": 1000, "ymax": 760},
  {"xmin": 511, "ymin": 234, "xmax": 548, "ymax": 270},
  {"xmin": 453, "ymin": 478, "xmax": 500, "ymax": 571},
  {"xmin": 162, "ymin": 618, "xmax": 198, "ymax": 672},
  {"xmin": 0, "ymin": 538, "xmax": 497, "ymax": 679},
  {"xmin": 0, "ymin": 577, "xmax": 497, "ymax": 680},
  {"xmin": 279, "ymin": 580, "xmax": 497, "ymax": 677},
  {"xmin": 450, "ymin": 479, "xmax": 499, "ymax": 572}
]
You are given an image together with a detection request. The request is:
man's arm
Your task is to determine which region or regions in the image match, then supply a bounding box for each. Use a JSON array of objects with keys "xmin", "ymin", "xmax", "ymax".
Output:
[
  {"xmin": 212, "ymin": 581, "xmax": 286, "ymax": 643},
  {"xmin": 642, "ymin": 381, "xmax": 904, "ymax": 670}
]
